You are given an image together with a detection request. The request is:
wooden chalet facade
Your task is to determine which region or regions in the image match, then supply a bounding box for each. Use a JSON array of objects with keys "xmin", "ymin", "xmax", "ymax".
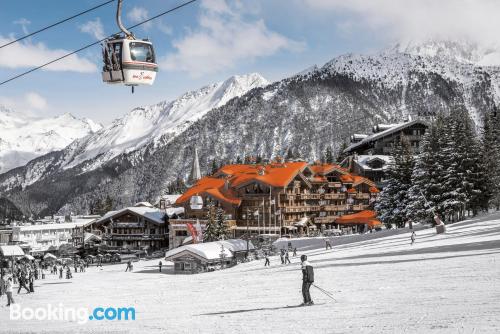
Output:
[
  {"xmin": 85, "ymin": 204, "xmax": 168, "ymax": 251},
  {"xmin": 175, "ymin": 162, "xmax": 381, "ymax": 237},
  {"xmin": 341, "ymin": 119, "xmax": 429, "ymax": 188}
]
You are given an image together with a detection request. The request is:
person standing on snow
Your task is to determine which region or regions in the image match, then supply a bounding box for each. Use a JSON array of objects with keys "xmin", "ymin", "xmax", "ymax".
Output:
[
  {"xmin": 300, "ymin": 255, "xmax": 314, "ymax": 306},
  {"xmin": 285, "ymin": 250, "xmax": 291, "ymax": 264},
  {"xmin": 159, "ymin": 261, "xmax": 163, "ymax": 272},
  {"xmin": 264, "ymin": 253, "xmax": 270, "ymax": 267},
  {"xmin": 325, "ymin": 238, "xmax": 332, "ymax": 250},
  {"xmin": 411, "ymin": 231, "xmax": 416, "ymax": 245},
  {"xmin": 5, "ymin": 277, "xmax": 15, "ymax": 306},
  {"xmin": 280, "ymin": 249, "xmax": 285, "ymax": 264},
  {"xmin": 293, "ymin": 247, "xmax": 297, "ymax": 257}
]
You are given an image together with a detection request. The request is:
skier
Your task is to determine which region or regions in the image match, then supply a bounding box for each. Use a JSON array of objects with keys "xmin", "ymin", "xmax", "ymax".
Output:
[
  {"xmin": 17, "ymin": 272, "xmax": 30, "ymax": 294},
  {"xmin": 5, "ymin": 277, "xmax": 14, "ymax": 306},
  {"xmin": 159, "ymin": 261, "xmax": 163, "ymax": 273},
  {"xmin": 0, "ymin": 274, "xmax": 4, "ymax": 298},
  {"xmin": 59, "ymin": 266, "xmax": 63, "ymax": 279},
  {"xmin": 411, "ymin": 231, "xmax": 416, "ymax": 245},
  {"xmin": 125, "ymin": 260, "xmax": 133, "ymax": 272},
  {"xmin": 66, "ymin": 267, "xmax": 72, "ymax": 279},
  {"xmin": 293, "ymin": 247, "xmax": 297, "ymax": 257},
  {"xmin": 28, "ymin": 271, "xmax": 34, "ymax": 293},
  {"xmin": 325, "ymin": 238, "xmax": 332, "ymax": 250},
  {"xmin": 300, "ymin": 255, "xmax": 314, "ymax": 306},
  {"xmin": 280, "ymin": 249, "xmax": 285, "ymax": 264},
  {"xmin": 285, "ymin": 250, "xmax": 291, "ymax": 264},
  {"xmin": 264, "ymin": 253, "xmax": 270, "ymax": 267}
]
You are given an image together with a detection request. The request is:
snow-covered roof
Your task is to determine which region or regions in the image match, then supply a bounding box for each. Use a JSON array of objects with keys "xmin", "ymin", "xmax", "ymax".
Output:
[
  {"xmin": 354, "ymin": 155, "xmax": 394, "ymax": 171},
  {"xmin": 13, "ymin": 221, "xmax": 91, "ymax": 232},
  {"xmin": 165, "ymin": 239, "xmax": 255, "ymax": 261},
  {"xmin": 165, "ymin": 207, "xmax": 184, "ymax": 217},
  {"xmin": 94, "ymin": 206, "xmax": 166, "ymax": 225},
  {"xmin": 134, "ymin": 202, "xmax": 154, "ymax": 208},
  {"xmin": 0, "ymin": 245, "xmax": 25, "ymax": 256},
  {"xmin": 155, "ymin": 194, "xmax": 182, "ymax": 206},
  {"xmin": 344, "ymin": 120, "xmax": 428, "ymax": 153}
]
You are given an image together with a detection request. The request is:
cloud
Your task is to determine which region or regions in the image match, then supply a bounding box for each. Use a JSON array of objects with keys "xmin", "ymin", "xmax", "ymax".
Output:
[
  {"xmin": 162, "ymin": 0, "xmax": 304, "ymax": 77},
  {"xmin": 26, "ymin": 92, "xmax": 48, "ymax": 110},
  {"xmin": 127, "ymin": 6, "xmax": 152, "ymax": 30},
  {"xmin": 0, "ymin": 92, "xmax": 48, "ymax": 117},
  {"xmin": 79, "ymin": 18, "xmax": 105, "ymax": 40},
  {"xmin": 13, "ymin": 18, "xmax": 31, "ymax": 36},
  {"xmin": 302, "ymin": 0, "xmax": 500, "ymax": 47},
  {"xmin": 0, "ymin": 35, "xmax": 97, "ymax": 72}
]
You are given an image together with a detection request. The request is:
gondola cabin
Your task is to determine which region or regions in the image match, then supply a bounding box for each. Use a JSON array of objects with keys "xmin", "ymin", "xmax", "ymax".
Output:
[{"xmin": 102, "ymin": 37, "xmax": 158, "ymax": 87}]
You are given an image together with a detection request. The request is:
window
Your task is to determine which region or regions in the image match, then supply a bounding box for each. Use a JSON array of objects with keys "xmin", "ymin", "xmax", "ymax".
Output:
[
  {"xmin": 130, "ymin": 42, "xmax": 155, "ymax": 63},
  {"xmin": 175, "ymin": 230, "xmax": 188, "ymax": 237}
]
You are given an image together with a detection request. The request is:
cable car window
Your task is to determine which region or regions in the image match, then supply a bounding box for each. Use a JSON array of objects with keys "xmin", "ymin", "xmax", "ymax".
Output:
[{"xmin": 130, "ymin": 42, "xmax": 155, "ymax": 63}]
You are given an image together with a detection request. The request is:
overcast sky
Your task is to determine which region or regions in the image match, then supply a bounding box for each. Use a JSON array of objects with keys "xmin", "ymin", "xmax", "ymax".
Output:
[{"xmin": 0, "ymin": 0, "xmax": 497, "ymax": 124}]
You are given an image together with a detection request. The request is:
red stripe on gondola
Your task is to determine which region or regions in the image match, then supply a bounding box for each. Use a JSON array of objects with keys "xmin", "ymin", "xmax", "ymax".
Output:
[{"xmin": 122, "ymin": 61, "xmax": 158, "ymax": 67}]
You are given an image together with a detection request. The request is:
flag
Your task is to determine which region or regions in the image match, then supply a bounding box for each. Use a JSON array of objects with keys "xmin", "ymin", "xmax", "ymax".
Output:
[
  {"xmin": 195, "ymin": 219, "xmax": 203, "ymax": 242},
  {"xmin": 186, "ymin": 223, "xmax": 198, "ymax": 244}
]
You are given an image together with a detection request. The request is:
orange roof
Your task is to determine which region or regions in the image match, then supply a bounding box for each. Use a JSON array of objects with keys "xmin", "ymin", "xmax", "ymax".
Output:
[
  {"xmin": 176, "ymin": 162, "xmax": 308, "ymax": 206},
  {"xmin": 340, "ymin": 174, "xmax": 354, "ymax": 183},
  {"xmin": 309, "ymin": 163, "xmax": 349, "ymax": 176},
  {"xmin": 369, "ymin": 186, "xmax": 380, "ymax": 193},
  {"xmin": 353, "ymin": 175, "xmax": 376, "ymax": 187},
  {"xmin": 225, "ymin": 162, "xmax": 308, "ymax": 188},
  {"xmin": 347, "ymin": 188, "xmax": 356, "ymax": 193},
  {"xmin": 336, "ymin": 210, "xmax": 378, "ymax": 224}
]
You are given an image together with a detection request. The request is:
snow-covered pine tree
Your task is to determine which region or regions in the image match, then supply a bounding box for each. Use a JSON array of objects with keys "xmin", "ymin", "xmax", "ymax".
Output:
[
  {"xmin": 203, "ymin": 203, "xmax": 218, "ymax": 242},
  {"xmin": 439, "ymin": 112, "xmax": 468, "ymax": 222},
  {"xmin": 482, "ymin": 111, "xmax": 500, "ymax": 210},
  {"xmin": 215, "ymin": 206, "xmax": 229, "ymax": 240},
  {"xmin": 407, "ymin": 121, "xmax": 442, "ymax": 223},
  {"xmin": 325, "ymin": 146, "xmax": 334, "ymax": 164},
  {"xmin": 375, "ymin": 135, "xmax": 415, "ymax": 228}
]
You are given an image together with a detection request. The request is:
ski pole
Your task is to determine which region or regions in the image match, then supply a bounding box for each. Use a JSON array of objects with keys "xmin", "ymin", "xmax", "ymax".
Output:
[{"xmin": 312, "ymin": 284, "xmax": 337, "ymax": 301}]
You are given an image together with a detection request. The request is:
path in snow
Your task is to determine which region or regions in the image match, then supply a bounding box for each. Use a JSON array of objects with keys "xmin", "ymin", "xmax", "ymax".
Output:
[{"xmin": 1, "ymin": 212, "xmax": 500, "ymax": 333}]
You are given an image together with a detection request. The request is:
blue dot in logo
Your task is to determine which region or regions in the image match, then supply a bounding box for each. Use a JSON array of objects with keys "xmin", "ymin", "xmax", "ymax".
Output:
[{"xmin": 88, "ymin": 315, "xmax": 94, "ymax": 320}]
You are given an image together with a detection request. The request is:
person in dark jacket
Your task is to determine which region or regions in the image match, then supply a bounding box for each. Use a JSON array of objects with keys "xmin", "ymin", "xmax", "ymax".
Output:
[
  {"xmin": 300, "ymin": 255, "xmax": 314, "ymax": 306},
  {"xmin": 158, "ymin": 261, "xmax": 162, "ymax": 272},
  {"xmin": 17, "ymin": 272, "xmax": 30, "ymax": 294},
  {"xmin": 285, "ymin": 251, "xmax": 291, "ymax": 264},
  {"xmin": 264, "ymin": 253, "xmax": 270, "ymax": 266}
]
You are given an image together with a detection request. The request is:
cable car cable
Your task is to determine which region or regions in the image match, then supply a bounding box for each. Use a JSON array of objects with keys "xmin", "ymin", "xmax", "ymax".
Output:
[
  {"xmin": 0, "ymin": 0, "xmax": 198, "ymax": 87},
  {"xmin": 0, "ymin": 0, "xmax": 116, "ymax": 50}
]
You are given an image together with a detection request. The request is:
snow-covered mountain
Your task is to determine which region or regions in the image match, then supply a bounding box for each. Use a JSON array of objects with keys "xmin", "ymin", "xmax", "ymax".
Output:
[
  {"xmin": 0, "ymin": 107, "xmax": 101, "ymax": 173},
  {"xmin": 1, "ymin": 40, "xmax": 499, "ymax": 217},
  {"xmin": 61, "ymin": 73, "xmax": 268, "ymax": 171}
]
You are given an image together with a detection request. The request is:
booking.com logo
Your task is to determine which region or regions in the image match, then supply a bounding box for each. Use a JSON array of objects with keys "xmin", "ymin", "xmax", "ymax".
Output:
[{"xmin": 10, "ymin": 304, "xmax": 136, "ymax": 324}]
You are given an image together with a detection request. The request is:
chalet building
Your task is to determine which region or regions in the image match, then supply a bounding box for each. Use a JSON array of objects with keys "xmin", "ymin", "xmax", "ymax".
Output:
[
  {"xmin": 175, "ymin": 162, "xmax": 381, "ymax": 237},
  {"xmin": 85, "ymin": 203, "xmax": 171, "ymax": 251},
  {"xmin": 341, "ymin": 119, "xmax": 429, "ymax": 188},
  {"xmin": 165, "ymin": 239, "xmax": 256, "ymax": 274}
]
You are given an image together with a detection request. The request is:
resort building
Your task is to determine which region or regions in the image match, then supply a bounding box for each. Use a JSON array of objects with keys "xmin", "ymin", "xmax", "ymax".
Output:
[
  {"xmin": 341, "ymin": 119, "xmax": 429, "ymax": 188},
  {"xmin": 175, "ymin": 161, "xmax": 381, "ymax": 238},
  {"xmin": 85, "ymin": 202, "xmax": 184, "ymax": 251}
]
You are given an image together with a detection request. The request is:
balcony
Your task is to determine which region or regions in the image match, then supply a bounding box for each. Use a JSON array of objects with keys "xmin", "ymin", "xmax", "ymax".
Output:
[
  {"xmin": 300, "ymin": 194, "xmax": 321, "ymax": 200},
  {"xmin": 323, "ymin": 205, "xmax": 348, "ymax": 211},
  {"xmin": 314, "ymin": 216, "xmax": 338, "ymax": 224},
  {"xmin": 355, "ymin": 193, "xmax": 370, "ymax": 200},
  {"xmin": 111, "ymin": 222, "xmax": 145, "ymax": 228},
  {"xmin": 102, "ymin": 234, "xmax": 167, "ymax": 241},
  {"xmin": 324, "ymin": 193, "xmax": 345, "ymax": 200},
  {"xmin": 280, "ymin": 193, "xmax": 296, "ymax": 200},
  {"xmin": 328, "ymin": 182, "xmax": 342, "ymax": 188},
  {"xmin": 353, "ymin": 204, "xmax": 370, "ymax": 211}
]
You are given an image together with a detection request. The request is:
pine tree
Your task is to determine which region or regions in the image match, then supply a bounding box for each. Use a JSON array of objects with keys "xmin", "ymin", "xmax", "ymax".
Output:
[
  {"xmin": 375, "ymin": 135, "xmax": 415, "ymax": 228},
  {"xmin": 335, "ymin": 142, "xmax": 349, "ymax": 163},
  {"xmin": 482, "ymin": 111, "xmax": 500, "ymax": 210},
  {"xmin": 211, "ymin": 159, "xmax": 218, "ymax": 175},
  {"xmin": 215, "ymin": 206, "xmax": 229, "ymax": 240},
  {"xmin": 325, "ymin": 146, "xmax": 334, "ymax": 164},
  {"xmin": 203, "ymin": 203, "xmax": 218, "ymax": 242}
]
